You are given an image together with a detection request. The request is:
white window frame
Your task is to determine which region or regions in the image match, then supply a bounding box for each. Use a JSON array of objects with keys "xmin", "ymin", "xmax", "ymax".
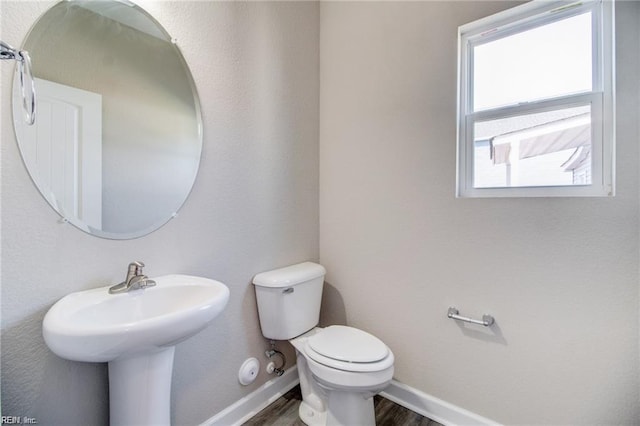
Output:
[{"xmin": 456, "ymin": 0, "xmax": 615, "ymax": 198}]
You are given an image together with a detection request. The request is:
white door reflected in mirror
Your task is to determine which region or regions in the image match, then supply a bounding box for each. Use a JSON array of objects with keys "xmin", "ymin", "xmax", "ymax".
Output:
[{"xmin": 15, "ymin": 78, "xmax": 102, "ymax": 231}]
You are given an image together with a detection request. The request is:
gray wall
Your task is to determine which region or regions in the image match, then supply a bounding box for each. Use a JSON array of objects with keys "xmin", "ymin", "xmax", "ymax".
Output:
[
  {"xmin": 319, "ymin": 1, "xmax": 639, "ymax": 424},
  {"xmin": 1, "ymin": 1, "xmax": 319, "ymax": 424}
]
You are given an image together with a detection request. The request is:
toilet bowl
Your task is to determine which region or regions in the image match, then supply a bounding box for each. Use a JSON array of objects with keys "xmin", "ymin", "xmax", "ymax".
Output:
[
  {"xmin": 252, "ymin": 262, "xmax": 395, "ymax": 426},
  {"xmin": 291, "ymin": 326, "xmax": 394, "ymax": 426}
]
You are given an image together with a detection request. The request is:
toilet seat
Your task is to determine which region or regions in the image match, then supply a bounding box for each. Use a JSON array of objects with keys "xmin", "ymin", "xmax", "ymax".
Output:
[{"xmin": 304, "ymin": 325, "xmax": 394, "ymax": 373}]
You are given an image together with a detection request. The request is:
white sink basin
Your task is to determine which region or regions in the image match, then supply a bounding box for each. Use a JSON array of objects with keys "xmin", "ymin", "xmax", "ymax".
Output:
[
  {"xmin": 42, "ymin": 274, "xmax": 230, "ymax": 426},
  {"xmin": 43, "ymin": 274, "xmax": 229, "ymax": 362}
]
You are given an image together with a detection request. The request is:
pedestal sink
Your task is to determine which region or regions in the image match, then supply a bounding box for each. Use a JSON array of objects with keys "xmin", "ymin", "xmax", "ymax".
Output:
[{"xmin": 42, "ymin": 274, "xmax": 230, "ymax": 426}]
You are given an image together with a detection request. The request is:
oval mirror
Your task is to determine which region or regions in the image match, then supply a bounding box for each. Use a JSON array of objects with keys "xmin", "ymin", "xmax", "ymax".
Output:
[{"xmin": 12, "ymin": 0, "xmax": 202, "ymax": 239}]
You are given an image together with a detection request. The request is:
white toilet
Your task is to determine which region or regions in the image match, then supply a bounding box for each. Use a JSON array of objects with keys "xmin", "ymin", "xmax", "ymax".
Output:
[{"xmin": 252, "ymin": 262, "xmax": 394, "ymax": 426}]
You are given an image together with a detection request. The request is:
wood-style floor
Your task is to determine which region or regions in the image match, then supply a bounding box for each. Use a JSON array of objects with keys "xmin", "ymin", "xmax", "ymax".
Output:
[{"xmin": 243, "ymin": 385, "xmax": 443, "ymax": 426}]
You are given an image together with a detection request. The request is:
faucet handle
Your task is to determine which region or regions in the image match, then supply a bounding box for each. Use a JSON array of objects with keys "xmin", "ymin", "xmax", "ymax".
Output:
[{"xmin": 126, "ymin": 261, "xmax": 145, "ymax": 278}]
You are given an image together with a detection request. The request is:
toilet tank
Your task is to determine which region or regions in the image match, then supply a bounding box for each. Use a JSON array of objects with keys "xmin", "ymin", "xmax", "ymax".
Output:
[{"xmin": 252, "ymin": 262, "xmax": 326, "ymax": 340}]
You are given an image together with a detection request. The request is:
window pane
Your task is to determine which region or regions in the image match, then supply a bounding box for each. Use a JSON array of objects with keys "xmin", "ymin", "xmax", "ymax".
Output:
[
  {"xmin": 473, "ymin": 105, "xmax": 591, "ymax": 188},
  {"xmin": 473, "ymin": 12, "xmax": 592, "ymax": 111}
]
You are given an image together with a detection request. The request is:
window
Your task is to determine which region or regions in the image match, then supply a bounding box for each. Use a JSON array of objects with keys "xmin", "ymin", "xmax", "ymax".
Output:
[{"xmin": 457, "ymin": 0, "xmax": 615, "ymax": 197}]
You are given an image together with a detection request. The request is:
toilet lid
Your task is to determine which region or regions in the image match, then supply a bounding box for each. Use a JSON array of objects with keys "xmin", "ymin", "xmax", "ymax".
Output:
[{"xmin": 307, "ymin": 325, "xmax": 389, "ymax": 363}]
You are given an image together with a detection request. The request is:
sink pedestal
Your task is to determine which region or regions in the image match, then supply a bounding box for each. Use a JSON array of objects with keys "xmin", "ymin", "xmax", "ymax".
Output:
[{"xmin": 109, "ymin": 347, "xmax": 175, "ymax": 426}]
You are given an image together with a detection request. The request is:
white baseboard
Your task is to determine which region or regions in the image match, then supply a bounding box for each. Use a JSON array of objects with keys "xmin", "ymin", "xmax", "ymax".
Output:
[
  {"xmin": 200, "ymin": 366, "xmax": 300, "ymax": 426},
  {"xmin": 201, "ymin": 368, "xmax": 498, "ymax": 426},
  {"xmin": 379, "ymin": 380, "xmax": 501, "ymax": 426}
]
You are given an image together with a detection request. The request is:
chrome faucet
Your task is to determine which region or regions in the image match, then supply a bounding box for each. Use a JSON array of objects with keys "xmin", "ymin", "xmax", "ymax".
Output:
[{"xmin": 108, "ymin": 261, "xmax": 156, "ymax": 294}]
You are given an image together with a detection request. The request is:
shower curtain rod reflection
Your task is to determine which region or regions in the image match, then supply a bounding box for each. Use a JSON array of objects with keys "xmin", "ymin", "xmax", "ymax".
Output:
[{"xmin": 1, "ymin": 40, "xmax": 36, "ymax": 125}]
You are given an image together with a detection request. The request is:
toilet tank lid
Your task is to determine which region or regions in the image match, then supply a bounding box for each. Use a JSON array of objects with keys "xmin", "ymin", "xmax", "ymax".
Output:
[{"xmin": 252, "ymin": 262, "xmax": 326, "ymax": 288}]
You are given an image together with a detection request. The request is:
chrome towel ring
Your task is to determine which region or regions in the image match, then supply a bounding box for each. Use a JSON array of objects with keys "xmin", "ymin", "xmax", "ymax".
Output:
[{"xmin": 1, "ymin": 40, "xmax": 36, "ymax": 125}]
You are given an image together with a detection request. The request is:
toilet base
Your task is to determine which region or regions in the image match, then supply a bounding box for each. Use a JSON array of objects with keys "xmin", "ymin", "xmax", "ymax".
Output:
[
  {"xmin": 299, "ymin": 400, "xmax": 328, "ymax": 426},
  {"xmin": 326, "ymin": 390, "xmax": 376, "ymax": 426},
  {"xmin": 298, "ymin": 392, "xmax": 375, "ymax": 426}
]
